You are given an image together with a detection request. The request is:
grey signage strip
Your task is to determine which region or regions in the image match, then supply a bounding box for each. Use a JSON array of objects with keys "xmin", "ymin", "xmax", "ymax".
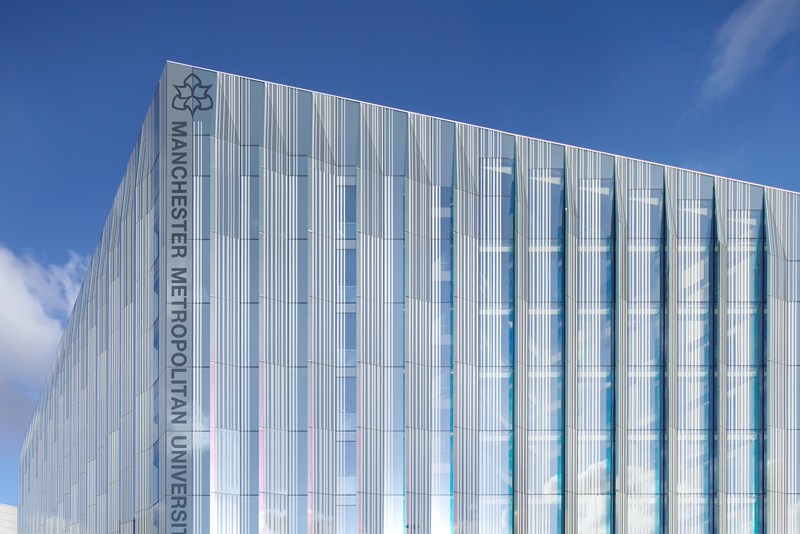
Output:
[{"xmin": 163, "ymin": 62, "xmax": 197, "ymax": 534}]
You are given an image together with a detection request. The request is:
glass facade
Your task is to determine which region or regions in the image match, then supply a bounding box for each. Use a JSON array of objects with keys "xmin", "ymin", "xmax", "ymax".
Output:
[{"xmin": 17, "ymin": 61, "xmax": 800, "ymax": 533}]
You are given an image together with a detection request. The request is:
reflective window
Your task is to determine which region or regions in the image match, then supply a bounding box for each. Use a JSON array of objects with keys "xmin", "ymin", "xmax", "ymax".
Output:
[
  {"xmin": 677, "ymin": 200, "xmax": 714, "ymax": 239},
  {"xmin": 527, "ymin": 168, "xmax": 564, "ymax": 239},
  {"xmin": 627, "ymin": 240, "xmax": 662, "ymax": 302},
  {"xmin": 526, "ymin": 243, "xmax": 562, "ymax": 303},
  {"xmin": 627, "ymin": 189, "xmax": 663, "ymax": 238},
  {"xmin": 577, "ymin": 179, "xmax": 614, "ymax": 239}
]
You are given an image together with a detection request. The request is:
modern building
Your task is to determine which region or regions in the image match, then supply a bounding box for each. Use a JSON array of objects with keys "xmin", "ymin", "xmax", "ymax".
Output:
[
  {"xmin": 0, "ymin": 504, "xmax": 18, "ymax": 534},
  {"xmin": 17, "ymin": 61, "xmax": 800, "ymax": 534}
]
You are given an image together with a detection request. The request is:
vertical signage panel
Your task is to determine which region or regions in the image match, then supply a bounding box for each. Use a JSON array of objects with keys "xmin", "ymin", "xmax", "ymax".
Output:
[{"xmin": 159, "ymin": 61, "xmax": 210, "ymax": 534}]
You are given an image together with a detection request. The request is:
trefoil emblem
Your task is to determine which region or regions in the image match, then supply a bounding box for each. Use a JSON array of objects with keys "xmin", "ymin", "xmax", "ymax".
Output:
[{"xmin": 172, "ymin": 74, "xmax": 213, "ymax": 115}]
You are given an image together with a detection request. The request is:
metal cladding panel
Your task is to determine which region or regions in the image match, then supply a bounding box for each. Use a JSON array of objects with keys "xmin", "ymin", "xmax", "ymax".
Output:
[
  {"xmin": 514, "ymin": 138, "xmax": 565, "ymax": 533},
  {"xmin": 358, "ymin": 104, "xmax": 405, "ymax": 534},
  {"xmin": 406, "ymin": 114, "xmax": 455, "ymax": 534},
  {"xmin": 715, "ymin": 178, "xmax": 765, "ymax": 534},
  {"xmin": 563, "ymin": 148, "xmax": 616, "ymax": 534},
  {"xmin": 614, "ymin": 158, "xmax": 667, "ymax": 534},
  {"xmin": 764, "ymin": 187, "xmax": 800, "ymax": 532},
  {"xmin": 17, "ymin": 62, "xmax": 800, "ymax": 534},
  {"xmin": 452, "ymin": 125, "xmax": 515, "ymax": 533}
]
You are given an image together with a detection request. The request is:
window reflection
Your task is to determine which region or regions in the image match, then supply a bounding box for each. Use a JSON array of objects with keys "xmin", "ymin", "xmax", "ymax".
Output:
[{"xmin": 577, "ymin": 179, "xmax": 614, "ymax": 239}]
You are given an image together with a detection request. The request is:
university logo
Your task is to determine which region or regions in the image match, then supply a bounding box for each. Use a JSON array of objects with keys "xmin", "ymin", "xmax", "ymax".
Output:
[{"xmin": 172, "ymin": 73, "xmax": 213, "ymax": 115}]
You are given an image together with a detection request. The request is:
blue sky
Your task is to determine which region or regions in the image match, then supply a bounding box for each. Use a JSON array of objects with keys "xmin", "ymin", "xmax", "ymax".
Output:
[{"xmin": 0, "ymin": 0, "xmax": 798, "ymax": 505}]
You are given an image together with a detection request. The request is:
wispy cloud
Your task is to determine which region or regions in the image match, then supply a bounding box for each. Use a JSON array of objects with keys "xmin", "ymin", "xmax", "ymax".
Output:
[
  {"xmin": 0, "ymin": 245, "xmax": 88, "ymax": 455},
  {"xmin": 702, "ymin": 0, "xmax": 800, "ymax": 101}
]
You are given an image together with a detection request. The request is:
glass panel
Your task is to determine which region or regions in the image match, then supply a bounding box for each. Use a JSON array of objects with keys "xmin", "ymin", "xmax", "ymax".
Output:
[
  {"xmin": 726, "ymin": 369, "xmax": 759, "ymax": 430},
  {"xmin": 726, "ymin": 432, "xmax": 759, "ymax": 493},
  {"xmin": 677, "ymin": 305, "xmax": 712, "ymax": 366},
  {"xmin": 479, "ymin": 369, "xmax": 513, "ymax": 431},
  {"xmin": 431, "ymin": 432, "xmax": 452, "ymax": 494},
  {"xmin": 526, "ymin": 242, "xmax": 562, "ymax": 303},
  {"xmin": 434, "ymin": 367, "xmax": 452, "ymax": 431},
  {"xmin": 339, "ymin": 248, "xmax": 356, "ymax": 303},
  {"xmin": 478, "ymin": 433, "xmax": 513, "ymax": 494},
  {"xmin": 577, "ymin": 179, "xmax": 613, "ymax": 239},
  {"xmin": 627, "ymin": 304, "xmax": 662, "ymax": 366},
  {"xmin": 526, "ymin": 307, "xmax": 563, "ymax": 367},
  {"xmin": 676, "ymin": 369, "xmax": 711, "ymax": 429},
  {"xmin": 677, "ymin": 243, "xmax": 712, "ymax": 302},
  {"xmin": 727, "ymin": 209, "xmax": 762, "ymax": 239},
  {"xmin": 627, "ymin": 189, "xmax": 663, "ymax": 239},
  {"xmin": 480, "ymin": 196, "xmax": 514, "ymax": 239},
  {"xmin": 479, "ymin": 309, "xmax": 513, "ymax": 367},
  {"xmin": 576, "ymin": 432, "xmax": 612, "ymax": 494},
  {"xmin": 479, "ymin": 243, "xmax": 513, "ymax": 303},
  {"xmin": 626, "ymin": 432, "xmax": 661, "ymax": 494},
  {"xmin": 480, "ymin": 157, "xmax": 514, "ymax": 197},
  {"xmin": 526, "ymin": 370, "xmax": 563, "ymax": 430},
  {"xmin": 337, "ymin": 377, "xmax": 356, "ymax": 431},
  {"xmin": 577, "ymin": 307, "xmax": 613, "ymax": 366},
  {"xmin": 527, "ymin": 168, "xmax": 564, "ymax": 240},
  {"xmin": 577, "ymin": 369, "xmax": 613, "ymax": 430},
  {"xmin": 627, "ymin": 240, "xmax": 662, "ymax": 302},
  {"xmin": 577, "ymin": 242, "xmax": 613, "ymax": 303},
  {"xmin": 675, "ymin": 495, "xmax": 711, "ymax": 532},
  {"xmin": 478, "ymin": 496, "xmax": 513, "ymax": 531},
  {"xmin": 431, "ymin": 495, "xmax": 454, "ymax": 533},
  {"xmin": 726, "ymin": 495, "xmax": 759, "ymax": 534},
  {"xmin": 521, "ymin": 495, "xmax": 562, "ymax": 532},
  {"xmin": 675, "ymin": 432, "xmax": 712, "ymax": 493},
  {"xmin": 526, "ymin": 432, "xmax": 562, "ymax": 493},
  {"xmin": 727, "ymin": 242, "xmax": 760, "ymax": 303},
  {"xmin": 627, "ymin": 368, "xmax": 663, "ymax": 430},
  {"xmin": 576, "ymin": 494, "xmax": 612, "ymax": 533},
  {"xmin": 677, "ymin": 200, "xmax": 714, "ymax": 239},
  {"xmin": 626, "ymin": 495, "xmax": 660, "ymax": 534}
]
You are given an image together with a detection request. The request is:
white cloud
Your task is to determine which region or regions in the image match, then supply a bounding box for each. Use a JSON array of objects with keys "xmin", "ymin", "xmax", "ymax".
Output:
[
  {"xmin": 0, "ymin": 245, "xmax": 88, "ymax": 455},
  {"xmin": 702, "ymin": 0, "xmax": 800, "ymax": 101}
]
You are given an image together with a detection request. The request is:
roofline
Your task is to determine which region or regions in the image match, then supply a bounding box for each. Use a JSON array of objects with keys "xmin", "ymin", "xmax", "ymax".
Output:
[{"xmin": 165, "ymin": 61, "xmax": 800, "ymax": 197}]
